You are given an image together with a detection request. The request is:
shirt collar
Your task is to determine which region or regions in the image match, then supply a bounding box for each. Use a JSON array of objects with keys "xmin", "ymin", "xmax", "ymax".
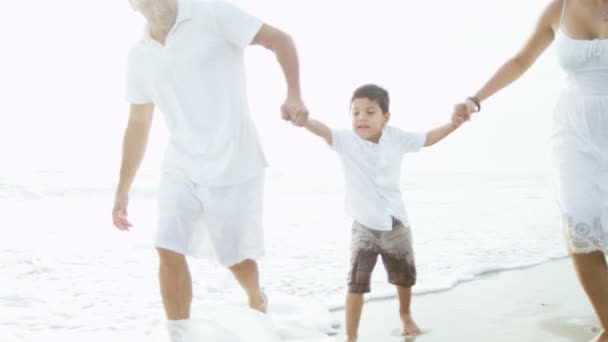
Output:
[
  {"xmin": 359, "ymin": 127, "xmax": 388, "ymax": 147},
  {"xmin": 175, "ymin": 0, "xmax": 193, "ymax": 24},
  {"xmin": 379, "ymin": 128, "xmax": 388, "ymax": 144}
]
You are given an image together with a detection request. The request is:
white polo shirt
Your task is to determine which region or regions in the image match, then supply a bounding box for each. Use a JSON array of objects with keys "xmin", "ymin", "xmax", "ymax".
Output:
[
  {"xmin": 331, "ymin": 126, "xmax": 426, "ymax": 231},
  {"xmin": 126, "ymin": 0, "xmax": 267, "ymax": 186}
]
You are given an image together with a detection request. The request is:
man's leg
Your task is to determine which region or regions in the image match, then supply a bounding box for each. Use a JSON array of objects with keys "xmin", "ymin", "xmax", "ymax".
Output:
[
  {"xmin": 205, "ymin": 176, "xmax": 267, "ymax": 312},
  {"xmin": 157, "ymin": 248, "xmax": 192, "ymax": 320},
  {"xmin": 229, "ymin": 259, "xmax": 266, "ymax": 312},
  {"xmin": 155, "ymin": 171, "xmax": 201, "ymax": 320}
]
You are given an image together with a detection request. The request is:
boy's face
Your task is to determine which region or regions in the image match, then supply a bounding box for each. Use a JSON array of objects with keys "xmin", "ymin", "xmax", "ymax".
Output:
[{"xmin": 350, "ymin": 97, "xmax": 390, "ymax": 143}]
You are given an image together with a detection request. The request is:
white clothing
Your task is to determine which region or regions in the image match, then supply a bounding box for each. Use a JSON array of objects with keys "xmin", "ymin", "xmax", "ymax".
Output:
[
  {"xmin": 156, "ymin": 170, "xmax": 265, "ymax": 266},
  {"xmin": 126, "ymin": 0, "xmax": 267, "ymax": 186},
  {"xmin": 331, "ymin": 126, "xmax": 425, "ymax": 231},
  {"xmin": 552, "ymin": 2, "xmax": 608, "ymax": 253}
]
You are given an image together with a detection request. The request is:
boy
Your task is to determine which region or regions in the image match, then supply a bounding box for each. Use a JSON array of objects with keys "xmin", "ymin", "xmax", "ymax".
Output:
[{"xmin": 302, "ymin": 84, "xmax": 464, "ymax": 341}]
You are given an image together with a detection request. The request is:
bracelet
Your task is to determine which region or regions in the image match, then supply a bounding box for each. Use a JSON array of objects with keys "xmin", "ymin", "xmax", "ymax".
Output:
[{"xmin": 466, "ymin": 96, "xmax": 481, "ymax": 112}]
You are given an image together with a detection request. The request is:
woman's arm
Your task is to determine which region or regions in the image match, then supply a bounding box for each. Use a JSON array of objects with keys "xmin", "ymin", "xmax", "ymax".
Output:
[{"xmin": 458, "ymin": 0, "xmax": 564, "ymax": 116}]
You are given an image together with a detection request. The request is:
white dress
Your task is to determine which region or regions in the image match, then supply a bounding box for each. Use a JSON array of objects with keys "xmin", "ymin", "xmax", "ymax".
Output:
[{"xmin": 552, "ymin": 15, "xmax": 608, "ymax": 253}]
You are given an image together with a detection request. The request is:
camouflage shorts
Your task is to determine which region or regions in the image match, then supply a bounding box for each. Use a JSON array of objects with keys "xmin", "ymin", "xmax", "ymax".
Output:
[{"xmin": 347, "ymin": 218, "xmax": 416, "ymax": 293}]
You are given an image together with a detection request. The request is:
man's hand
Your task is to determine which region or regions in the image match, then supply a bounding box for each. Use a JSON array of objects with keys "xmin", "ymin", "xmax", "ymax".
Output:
[
  {"xmin": 112, "ymin": 192, "xmax": 132, "ymax": 231},
  {"xmin": 281, "ymin": 96, "xmax": 309, "ymax": 127}
]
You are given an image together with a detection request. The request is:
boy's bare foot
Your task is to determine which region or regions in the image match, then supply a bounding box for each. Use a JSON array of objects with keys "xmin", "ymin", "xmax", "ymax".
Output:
[
  {"xmin": 591, "ymin": 330, "xmax": 608, "ymax": 342},
  {"xmin": 249, "ymin": 290, "xmax": 267, "ymax": 313},
  {"xmin": 401, "ymin": 314, "xmax": 421, "ymax": 336}
]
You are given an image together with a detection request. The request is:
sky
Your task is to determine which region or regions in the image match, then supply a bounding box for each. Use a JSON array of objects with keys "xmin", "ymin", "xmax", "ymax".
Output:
[{"xmin": 0, "ymin": 0, "xmax": 563, "ymax": 180}]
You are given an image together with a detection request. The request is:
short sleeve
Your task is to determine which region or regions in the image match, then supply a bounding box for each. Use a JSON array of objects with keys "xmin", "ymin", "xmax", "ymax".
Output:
[
  {"xmin": 330, "ymin": 129, "xmax": 354, "ymax": 154},
  {"xmin": 210, "ymin": 0, "xmax": 264, "ymax": 49},
  {"xmin": 125, "ymin": 49, "xmax": 152, "ymax": 104},
  {"xmin": 395, "ymin": 128, "xmax": 425, "ymax": 154}
]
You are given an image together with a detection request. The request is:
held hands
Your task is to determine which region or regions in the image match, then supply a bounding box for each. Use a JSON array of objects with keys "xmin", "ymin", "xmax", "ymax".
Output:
[
  {"xmin": 281, "ymin": 95, "xmax": 309, "ymax": 127},
  {"xmin": 451, "ymin": 98, "xmax": 478, "ymax": 128}
]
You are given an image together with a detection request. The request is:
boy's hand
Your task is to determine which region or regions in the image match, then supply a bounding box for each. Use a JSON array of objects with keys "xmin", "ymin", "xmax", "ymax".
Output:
[
  {"xmin": 112, "ymin": 192, "xmax": 132, "ymax": 231},
  {"xmin": 281, "ymin": 96, "xmax": 309, "ymax": 127}
]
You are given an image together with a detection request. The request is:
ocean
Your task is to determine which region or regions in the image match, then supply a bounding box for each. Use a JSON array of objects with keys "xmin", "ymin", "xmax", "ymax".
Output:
[{"xmin": 0, "ymin": 169, "xmax": 566, "ymax": 340}]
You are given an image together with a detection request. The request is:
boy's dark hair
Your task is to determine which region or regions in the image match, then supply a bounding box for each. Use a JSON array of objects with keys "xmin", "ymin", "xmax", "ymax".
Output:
[{"xmin": 351, "ymin": 84, "xmax": 390, "ymax": 114}]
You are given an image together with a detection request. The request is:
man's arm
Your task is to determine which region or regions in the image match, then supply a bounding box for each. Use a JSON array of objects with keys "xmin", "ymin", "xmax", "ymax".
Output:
[
  {"xmin": 303, "ymin": 118, "xmax": 333, "ymax": 146},
  {"xmin": 251, "ymin": 24, "xmax": 308, "ymax": 126},
  {"xmin": 424, "ymin": 122, "xmax": 458, "ymax": 147},
  {"xmin": 112, "ymin": 103, "xmax": 154, "ymax": 230}
]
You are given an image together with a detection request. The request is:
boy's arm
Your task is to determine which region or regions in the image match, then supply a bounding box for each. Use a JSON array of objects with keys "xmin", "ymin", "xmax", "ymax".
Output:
[
  {"xmin": 424, "ymin": 122, "xmax": 458, "ymax": 147},
  {"xmin": 304, "ymin": 118, "xmax": 333, "ymax": 145}
]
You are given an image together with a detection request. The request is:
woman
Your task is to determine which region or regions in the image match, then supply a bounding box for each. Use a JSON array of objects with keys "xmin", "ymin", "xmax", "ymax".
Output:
[{"xmin": 453, "ymin": 0, "xmax": 608, "ymax": 340}]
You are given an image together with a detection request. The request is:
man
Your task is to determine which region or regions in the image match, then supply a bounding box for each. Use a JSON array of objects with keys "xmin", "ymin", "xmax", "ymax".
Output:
[{"xmin": 112, "ymin": 0, "xmax": 308, "ymax": 339}]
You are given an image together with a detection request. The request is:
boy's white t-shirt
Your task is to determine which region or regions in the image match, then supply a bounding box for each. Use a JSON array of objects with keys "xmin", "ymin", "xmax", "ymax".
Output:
[
  {"xmin": 126, "ymin": 0, "xmax": 267, "ymax": 186},
  {"xmin": 331, "ymin": 126, "xmax": 426, "ymax": 231}
]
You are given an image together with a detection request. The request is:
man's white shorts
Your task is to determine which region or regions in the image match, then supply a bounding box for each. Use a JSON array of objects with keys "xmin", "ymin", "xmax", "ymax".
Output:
[{"xmin": 155, "ymin": 171, "xmax": 265, "ymax": 267}]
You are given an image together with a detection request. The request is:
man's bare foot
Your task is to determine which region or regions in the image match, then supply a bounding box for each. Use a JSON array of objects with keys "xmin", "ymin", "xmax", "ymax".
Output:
[
  {"xmin": 591, "ymin": 330, "xmax": 608, "ymax": 342},
  {"xmin": 249, "ymin": 290, "xmax": 267, "ymax": 313},
  {"xmin": 401, "ymin": 314, "xmax": 421, "ymax": 336},
  {"xmin": 344, "ymin": 335, "xmax": 357, "ymax": 342}
]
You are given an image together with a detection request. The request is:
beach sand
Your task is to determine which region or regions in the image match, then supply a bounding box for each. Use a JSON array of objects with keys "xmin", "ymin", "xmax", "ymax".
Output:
[{"xmin": 331, "ymin": 258, "xmax": 600, "ymax": 341}]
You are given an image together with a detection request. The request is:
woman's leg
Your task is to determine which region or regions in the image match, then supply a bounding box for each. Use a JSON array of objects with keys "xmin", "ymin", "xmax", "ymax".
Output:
[{"xmin": 571, "ymin": 251, "xmax": 608, "ymax": 341}]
